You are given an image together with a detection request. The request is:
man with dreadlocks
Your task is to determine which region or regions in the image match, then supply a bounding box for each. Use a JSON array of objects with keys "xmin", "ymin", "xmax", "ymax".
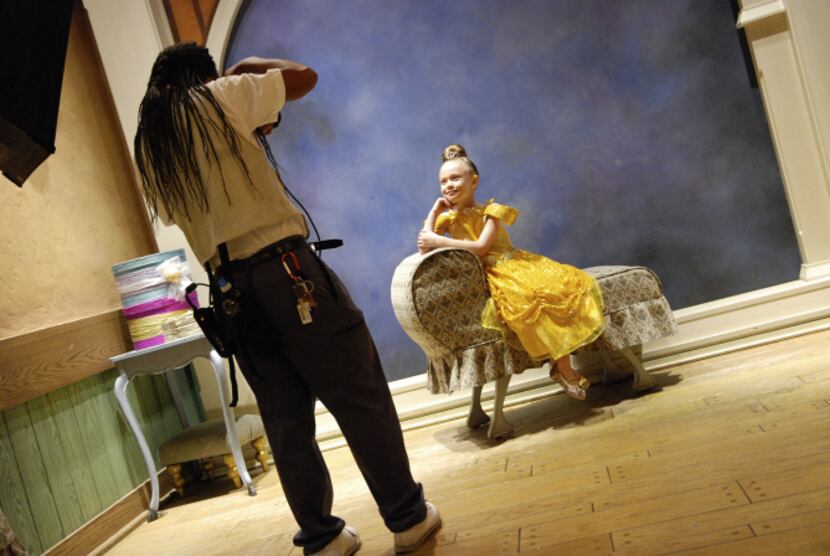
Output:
[{"xmin": 134, "ymin": 43, "xmax": 440, "ymax": 556}]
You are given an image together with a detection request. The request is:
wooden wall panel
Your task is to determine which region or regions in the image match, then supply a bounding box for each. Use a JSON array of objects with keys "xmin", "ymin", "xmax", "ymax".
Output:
[
  {"xmin": 65, "ymin": 380, "xmax": 121, "ymax": 510},
  {"xmin": 90, "ymin": 374, "xmax": 134, "ymax": 497},
  {"xmin": 154, "ymin": 375, "xmax": 186, "ymax": 438},
  {"xmin": 0, "ymin": 416, "xmax": 42, "ymax": 554},
  {"xmin": 27, "ymin": 396, "xmax": 86, "ymax": 535},
  {"xmin": 176, "ymin": 367, "xmax": 205, "ymax": 424},
  {"xmin": 45, "ymin": 388, "xmax": 103, "ymax": 522},
  {"xmin": 1, "ymin": 367, "xmax": 204, "ymax": 555},
  {"xmin": 4, "ymin": 405, "xmax": 64, "ymax": 548},
  {"xmin": 0, "ymin": 309, "xmax": 131, "ymax": 412}
]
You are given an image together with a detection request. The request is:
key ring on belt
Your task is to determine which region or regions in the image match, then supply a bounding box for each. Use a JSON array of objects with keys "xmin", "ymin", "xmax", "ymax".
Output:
[{"xmin": 281, "ymin": 252, "xmax": 303, "ymax": 281}]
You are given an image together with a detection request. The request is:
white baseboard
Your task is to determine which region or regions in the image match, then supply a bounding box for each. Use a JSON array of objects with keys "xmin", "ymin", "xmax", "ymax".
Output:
[{"xmin": 801, "ymin": 260, "xmax": 830, "ymax": 281}]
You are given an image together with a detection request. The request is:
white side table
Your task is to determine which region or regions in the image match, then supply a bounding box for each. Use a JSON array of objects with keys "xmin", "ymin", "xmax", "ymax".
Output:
[{"xmin": 110, "ymin": 334, "xmax": 255, "ymax": 521}]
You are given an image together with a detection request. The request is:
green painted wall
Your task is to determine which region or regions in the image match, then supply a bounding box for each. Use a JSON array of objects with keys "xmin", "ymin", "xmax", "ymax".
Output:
[{"xmin": 0, "ymin": 367, "xmax": 204, "ymax": 555}]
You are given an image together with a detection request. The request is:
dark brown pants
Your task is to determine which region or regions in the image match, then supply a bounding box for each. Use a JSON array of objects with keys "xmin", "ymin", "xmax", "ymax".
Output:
[{"xmin": 220, "ymin": 243, "xmax": 425, "ymax": 554}]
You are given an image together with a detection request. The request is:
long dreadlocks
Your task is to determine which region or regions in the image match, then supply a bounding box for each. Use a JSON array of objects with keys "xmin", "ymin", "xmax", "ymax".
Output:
[{"xmin": 134, "ymin": 42, "xmax": 255, "ymax": 222}]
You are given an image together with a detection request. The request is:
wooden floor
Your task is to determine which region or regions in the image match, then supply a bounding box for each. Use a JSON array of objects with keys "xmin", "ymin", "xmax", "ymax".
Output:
[{"xmin": 107, "ymin": 329, "xmax": 830, "ymax": 555}]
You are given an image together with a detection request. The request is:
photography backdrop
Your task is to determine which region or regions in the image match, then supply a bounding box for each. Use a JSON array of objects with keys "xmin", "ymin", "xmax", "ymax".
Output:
[{"xmin": 227, "ymin": 0, "xmax": 800, "ymax": 381}]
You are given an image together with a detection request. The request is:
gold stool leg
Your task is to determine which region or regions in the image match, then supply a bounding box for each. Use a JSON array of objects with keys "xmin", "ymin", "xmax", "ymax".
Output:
[
  {"xmin": 201, "ymin": 458, "xmax": 215, "ymax": 481},
  {"xmin": 223, "ymin": 454, "xmax": 242, "ymax": 489},
  {"xmin": 252, "ymin": 436, "xmax": 269, "ymax": 472},
  {"xmin": 167, "ymin": 464, "xmax": 185, "ymax": 496}
]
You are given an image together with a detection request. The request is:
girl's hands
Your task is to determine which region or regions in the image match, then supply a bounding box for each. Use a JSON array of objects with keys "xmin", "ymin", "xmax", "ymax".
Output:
[
  {"xmin": 420, "ymin": 197, "xmax": 450, "ymax": 254},
  {"xmin": 432, "ymin": 197, "xmax": 450, "ymax": 213},
  {"xmin": 418, "ymin": 229, "xmax": 444, "ymax": 254}
]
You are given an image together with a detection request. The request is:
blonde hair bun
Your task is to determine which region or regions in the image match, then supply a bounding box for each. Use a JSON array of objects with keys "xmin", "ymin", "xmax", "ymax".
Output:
[{"xmin": 442, "ymin": 144, "xmax": 468, "ymax": 162}]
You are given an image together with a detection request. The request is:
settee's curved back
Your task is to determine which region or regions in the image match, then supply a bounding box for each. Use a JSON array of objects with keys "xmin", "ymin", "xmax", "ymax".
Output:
[{"xmin": 391, "ymin": 248, "xmax": 503, "ymax": 359}]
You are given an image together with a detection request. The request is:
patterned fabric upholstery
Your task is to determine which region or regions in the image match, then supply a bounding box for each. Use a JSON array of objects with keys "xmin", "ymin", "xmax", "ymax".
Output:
[
  {"xmin": 580, "ymin": 266, "xmax": 677, "ymax": 351},
  {"xmin": 391, "ymin": 249, "xmax": 676, "ymax": 394},
  {"xmin": 392, "ymin": 249, "xmax": 539, "ymax": 394}
]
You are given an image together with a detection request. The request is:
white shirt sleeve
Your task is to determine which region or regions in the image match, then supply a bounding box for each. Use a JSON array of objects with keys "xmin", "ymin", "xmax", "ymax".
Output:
[{"xmin": 207, "ymin": 69, "xmax": 286, "ymax": 133}]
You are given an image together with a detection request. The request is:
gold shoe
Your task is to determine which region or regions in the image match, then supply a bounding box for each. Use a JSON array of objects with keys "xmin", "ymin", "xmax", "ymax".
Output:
[{"xmin": 550, "ymin": 366, "xmax": 589, "ymax": 400}]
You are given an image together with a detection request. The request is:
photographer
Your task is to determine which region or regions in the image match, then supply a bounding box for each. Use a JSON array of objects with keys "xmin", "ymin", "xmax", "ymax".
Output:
[{"xmin": 134, "ymin": 42, "xmax": 440, "ymax": 556}]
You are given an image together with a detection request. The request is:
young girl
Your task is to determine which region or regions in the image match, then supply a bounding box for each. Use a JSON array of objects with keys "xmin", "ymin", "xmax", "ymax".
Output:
[{"xmin": 418, "ymin": 144, "xmax": 605, "ymax": 400}]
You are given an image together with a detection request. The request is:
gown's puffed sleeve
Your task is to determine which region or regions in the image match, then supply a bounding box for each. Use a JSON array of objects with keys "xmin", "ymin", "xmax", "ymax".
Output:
[
  {"xmin": 434, "ymin": 210, "xmax": 455, "ymax": 232},
  {"xmin": 483, "ymin": 199, "xmax": 519, "ymax": 226}
]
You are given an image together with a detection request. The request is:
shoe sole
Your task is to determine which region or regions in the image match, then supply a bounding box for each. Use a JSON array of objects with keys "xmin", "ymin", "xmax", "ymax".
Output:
[{"xmin": 393, "ymin": 518, "xmax": 442, "ymax": 553}]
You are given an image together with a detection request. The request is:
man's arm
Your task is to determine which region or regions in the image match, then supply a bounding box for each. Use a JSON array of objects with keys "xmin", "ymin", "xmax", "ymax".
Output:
[{"xmin": 224, "ymin": 56, "xmax": 318, "ymax": 101}]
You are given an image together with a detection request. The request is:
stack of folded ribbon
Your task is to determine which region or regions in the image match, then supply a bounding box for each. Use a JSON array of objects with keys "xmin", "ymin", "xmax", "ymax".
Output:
[{"xmin": 112, "ymin": 249, "xmax": 200, "ymax": 350}]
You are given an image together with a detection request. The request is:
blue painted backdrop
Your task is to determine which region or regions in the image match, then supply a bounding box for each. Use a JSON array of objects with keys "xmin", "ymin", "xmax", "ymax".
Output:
[{"xmin": 227, "ymin": 0, "xmax": 800, "ymax": 381}]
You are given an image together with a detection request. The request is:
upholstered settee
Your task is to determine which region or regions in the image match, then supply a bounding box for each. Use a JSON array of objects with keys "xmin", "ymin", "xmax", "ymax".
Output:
[{"xmin": 391, "ymin": 248, "xmax": 677, "ymax": 394}]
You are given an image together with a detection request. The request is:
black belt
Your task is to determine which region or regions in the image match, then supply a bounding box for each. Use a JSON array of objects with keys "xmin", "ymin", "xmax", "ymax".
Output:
[{"xmin": 216, "ymin": 236, "xmax": 343, "ymax": 275}]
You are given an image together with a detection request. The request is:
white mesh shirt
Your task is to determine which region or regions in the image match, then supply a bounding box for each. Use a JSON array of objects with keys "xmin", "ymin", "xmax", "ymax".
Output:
[{"xmin": 163, "ymin": 69, "xmax": 308, "ymax": 265}]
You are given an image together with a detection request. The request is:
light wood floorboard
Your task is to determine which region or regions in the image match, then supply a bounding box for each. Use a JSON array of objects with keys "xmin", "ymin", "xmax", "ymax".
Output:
[{"xmin": 106, "ymin": 329, "xmax": 830, "ymax": 555}]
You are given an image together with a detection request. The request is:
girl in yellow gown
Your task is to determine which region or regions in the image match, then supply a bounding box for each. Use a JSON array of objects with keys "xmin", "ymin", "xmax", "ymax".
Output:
[{"xmin": 418, "ymin": 144, "xmax": 605, "ymax": 400}]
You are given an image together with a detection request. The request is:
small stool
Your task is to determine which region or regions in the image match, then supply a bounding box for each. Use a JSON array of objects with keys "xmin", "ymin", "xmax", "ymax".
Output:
[{"xmin": 160, "ymin": 414, "xmax": 269, "ymax": 494}]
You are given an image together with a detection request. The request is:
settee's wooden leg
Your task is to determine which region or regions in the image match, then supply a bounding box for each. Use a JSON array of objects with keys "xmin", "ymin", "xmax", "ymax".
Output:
[
  {"xmin": 467, "ymin": 386, "xmax": 491, "ymax": 429},
  {"xmin": 598, "ymin": 349, "xmax": 620, "ymax": 384},
  {"xmin": 620, "ymin": 347, "xmax": 657, "ymax": 391},
  {"xmin": 487, "ymin": 375, "xmax": 514, "ymax": 441},
  {"xmin": 223, "ymin": 454, "xmax": 242, "ymax": 489},
  {"xmin": 252, "ymin": 436, "xmax": 269, "ymax": 472},
  {"xmin": 201, "ymin": 458, "xmax": 215, "ymax": 481},
  {"xmin": 167, "ymin": 464, "xmax": 185, "ymax": 496}
]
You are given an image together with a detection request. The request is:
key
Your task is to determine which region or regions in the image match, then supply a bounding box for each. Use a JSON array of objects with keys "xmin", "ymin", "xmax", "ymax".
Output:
[
  {"xmin": 292, "ymin": 279, "xmax": 314, "ymax": 300},
  {"xmin": 297, "ymin": 298, "xmax": 313, "ymax": 324}
]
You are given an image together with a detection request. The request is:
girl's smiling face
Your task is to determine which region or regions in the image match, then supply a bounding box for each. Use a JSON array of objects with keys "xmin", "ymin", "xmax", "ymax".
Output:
[{"xmin": 439, "ymin": 159, "xmax": 479, "ymax": 208}]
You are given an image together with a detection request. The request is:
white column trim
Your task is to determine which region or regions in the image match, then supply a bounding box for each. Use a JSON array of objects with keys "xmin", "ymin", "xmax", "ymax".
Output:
[
  {"xmin": 738, "ymin": 0, "xmax": 830, "ymax": 273},
  {"xmin": 801, "ymin": 260, "xmax": 830, "ymax": 281},
  {"xmin": 145, "ymin": 0, "xmax": 175, "ymax": 48},
  {"xmin": 785, "ymin": 1, "xmax": 830, "ymax": 262},
  {"xmin": 736, "ymin": 0, "xmax": 786, "ymax": 28},
  {"xmin": 206, "ymin": 0, "xmax": 245, "ymax": 70}
]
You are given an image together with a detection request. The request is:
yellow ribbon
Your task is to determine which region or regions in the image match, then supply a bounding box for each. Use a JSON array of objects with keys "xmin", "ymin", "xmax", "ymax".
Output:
[{"xmin": 127, "ymin": 310, "xmax": 189, "ymax": 341}]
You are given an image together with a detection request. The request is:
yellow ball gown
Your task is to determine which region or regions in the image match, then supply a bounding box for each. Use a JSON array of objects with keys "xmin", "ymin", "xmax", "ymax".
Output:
[{"xmin": 435, "ymin": 200, "xmax": 606, "ymax": 361}]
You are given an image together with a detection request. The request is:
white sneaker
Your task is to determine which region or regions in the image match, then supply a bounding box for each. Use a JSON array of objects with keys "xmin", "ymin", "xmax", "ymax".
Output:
[
  {"xmin": 310, "ymin": 526, "xmax": 361, "ymax": 556},
  {"xmin": 394, "ymin": 502, "xmax": 442, "ymax": 553}
]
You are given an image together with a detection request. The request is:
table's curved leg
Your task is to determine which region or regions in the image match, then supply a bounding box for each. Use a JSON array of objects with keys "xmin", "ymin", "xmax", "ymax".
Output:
[
  {"xmin": 208, "ymin": 350, "xmax": 256, "ymax": 496},
  {"xmin": 114, "ymin": 371, "xmax": 160, "ymax": 521}
]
